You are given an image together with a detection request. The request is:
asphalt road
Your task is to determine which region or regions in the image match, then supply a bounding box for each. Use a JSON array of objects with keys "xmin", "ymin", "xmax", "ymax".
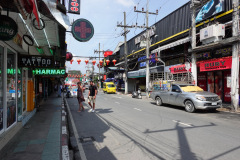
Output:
[{"xmin": 67, "ymin": 91, "xmax": 240, "ymax": 160}]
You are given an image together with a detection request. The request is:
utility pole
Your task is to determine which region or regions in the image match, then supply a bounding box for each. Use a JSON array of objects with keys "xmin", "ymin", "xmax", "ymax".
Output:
[
  {"xmin": 94, "ymin": 43, "xmax": 105, "ymax": 89},
  {"xmin": 190, "ymin": 0, "xmax": 197, "ymax": 86},
  {"xmin": 117, "ymin": 12, "xmax": 132, "ymax": 94},
  {"xmin": 231, "ymin": 0, "xmax": 239, "ymax": 111},
  {"xmin": 134, "ymin": 0, "xmax": 158, "ymax": 98}
]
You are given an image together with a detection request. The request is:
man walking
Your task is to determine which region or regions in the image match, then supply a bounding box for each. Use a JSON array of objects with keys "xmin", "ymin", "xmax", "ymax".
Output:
[{"xmin": 88, "ymin": 81, "xmax": 97, "ymax": 113}]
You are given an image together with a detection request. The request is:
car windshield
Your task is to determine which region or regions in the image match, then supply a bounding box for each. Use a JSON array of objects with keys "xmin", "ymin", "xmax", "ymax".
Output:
[
  {"xmin": 108, "ymin": 84, "xmax": 115, "ymax": 88},
  {"xmin": 180, "ymin": 86, "xmax": 204, "ymax": 92}
]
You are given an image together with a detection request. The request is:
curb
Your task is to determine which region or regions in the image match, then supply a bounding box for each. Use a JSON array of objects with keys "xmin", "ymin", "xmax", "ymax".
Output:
[{"xmin": 61, "ymin": 98, "xmax": 70, "ymax": 160}]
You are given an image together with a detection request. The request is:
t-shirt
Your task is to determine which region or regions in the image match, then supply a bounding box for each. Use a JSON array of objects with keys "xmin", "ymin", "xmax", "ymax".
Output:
[{"xmin": 89, "ymin": 85, "xmax": 97, "ymax": 96}]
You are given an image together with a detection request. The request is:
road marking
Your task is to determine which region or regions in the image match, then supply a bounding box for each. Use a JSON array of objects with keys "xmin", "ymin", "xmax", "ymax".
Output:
[
  {"xmin": 115, "ymin": 102, "xmax": 120, "ymax": 104},
  {"xmin": 134, "ymin": 108, "xmax": 142, "ymax": 111},
  {"xmin": 113, "ymin": 96, "xmax": 122, "ymax": 99},
  {"xmin": 104, "ymin": 98, "xmax": 107, "ymax": 100},
  {"xmin": 172, "ymin": 120, "xmax": 193, "ymax": 127}
]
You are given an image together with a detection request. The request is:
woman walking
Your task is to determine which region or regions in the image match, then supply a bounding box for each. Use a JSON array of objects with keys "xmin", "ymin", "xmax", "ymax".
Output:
[{"xmin": 77, "ymin": 82, "xmax": 85, "ymax": 112}]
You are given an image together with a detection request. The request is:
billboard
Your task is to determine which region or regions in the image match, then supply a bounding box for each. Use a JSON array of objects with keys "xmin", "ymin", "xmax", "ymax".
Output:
[{"xmin": 196, "ymin": 0, "xmax": 225, "ymax": 23}]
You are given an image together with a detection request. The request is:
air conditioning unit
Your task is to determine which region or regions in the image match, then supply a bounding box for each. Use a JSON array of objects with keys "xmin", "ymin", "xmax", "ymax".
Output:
[{"xmin": 200, "ymin": 24, "xmax": 225, "ymax": 44}]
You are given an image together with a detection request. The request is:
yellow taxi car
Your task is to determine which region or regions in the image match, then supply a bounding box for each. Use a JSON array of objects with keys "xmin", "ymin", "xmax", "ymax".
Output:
[{"xmin": 103, "ymin": 82, "xmax": 116, "ymax": 94}]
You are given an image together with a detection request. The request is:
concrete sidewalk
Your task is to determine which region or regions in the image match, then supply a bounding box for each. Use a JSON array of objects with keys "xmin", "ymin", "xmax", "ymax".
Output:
[{"xmin": 0, "ymin": 96, "xmax": 63, "ymax": 160}]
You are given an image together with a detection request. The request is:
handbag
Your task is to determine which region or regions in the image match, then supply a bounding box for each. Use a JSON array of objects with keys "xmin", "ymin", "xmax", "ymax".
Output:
[{"xmin": 81, "ymin": 96, "xmax": 85, "ymax": 102}]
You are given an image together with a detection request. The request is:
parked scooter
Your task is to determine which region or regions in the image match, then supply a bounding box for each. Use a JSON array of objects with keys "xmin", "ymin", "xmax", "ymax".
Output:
[
  {"xmin": 132, "ymin": 88, "xmax": 142, "ymax": 99},
  {"xmin": 66, "ymin": 90, "xmax": 72, "ymax": 98}
]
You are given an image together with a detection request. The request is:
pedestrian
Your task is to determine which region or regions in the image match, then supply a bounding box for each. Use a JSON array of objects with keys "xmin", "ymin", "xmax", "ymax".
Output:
[
  {"xmin": 77, "ymin": 82, "xmax": 85, "ymax": 112},
  {"xmin": 88, "ymin": 81, "xmax": 97, "ymax": 113}
]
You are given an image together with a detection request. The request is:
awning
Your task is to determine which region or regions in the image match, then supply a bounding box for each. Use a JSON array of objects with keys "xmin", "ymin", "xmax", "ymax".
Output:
[
  {"xmin": 151, "ymin": 37, "xmax": 191, "ymax": 53},
  {"xmin": 128, "ymin": 68, "xmax": 146, "ymax": 78},
  {"xmin": 108, "ymin": 67, "xmax": 124, "ymax": 71},
  {"xmin": 41, "ymin": 0, "xmax": 70, "ymax": 29}
]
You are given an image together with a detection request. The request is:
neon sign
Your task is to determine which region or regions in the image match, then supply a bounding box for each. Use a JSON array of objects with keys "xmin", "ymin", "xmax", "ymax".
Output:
[{"xmin": 33, "ymin": 69, "xmax": 65, "ymax": 75}]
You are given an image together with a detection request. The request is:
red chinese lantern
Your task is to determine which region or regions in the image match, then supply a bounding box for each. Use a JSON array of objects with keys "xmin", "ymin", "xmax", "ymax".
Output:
[
  {"xmin": 104, "ymin": 51, "xmax": 113, "ymax": 57},
  {"xmin": 70, "ymin": 59, "xmax": 74, "ymax": 64},
  {"xmin": 84, "ymin": 74, "xmax": 86, "ymax": 76},
  {"xmin": 112, "ymin": 59, "xmax": 117, "ymax": 65},
  {"xmin": 85, "ymin": 59, "xmax": 89, "ymax": 65},
  {"xmin": 77, "ymin": 59, "xmax": 81, "ymax": 64},
  {"xmin": 106, "ymin": 59, "xmax": 110, "ymax": 65},
  {"xmin": 92, "ymin": 60, "xmax": 96, "ymax": 65},
  {"xmin": 99, "ymin": 60, "xmax": 103, "ymax": 66},
  {"xmin": 66, "ymin": 52, "xmax": 73, "ymax": 61}
]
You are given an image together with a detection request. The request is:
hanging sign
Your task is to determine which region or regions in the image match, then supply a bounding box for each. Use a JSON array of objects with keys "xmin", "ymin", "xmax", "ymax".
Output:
[
  {"xmin": 200, "ymin": 57, "xmax": 232, "ymax": 72},
  {"xmin": 0, "ymin": 15, "xmax": 18, "ymax": 41},
  {"xmin": 68, "ymin": 0, "xmax": 81, "ymax": 14},
  {"xmin": 71, "ymin": 19, "xmax": 94, "ymax": 42},
  {"xmin": 19, "ymin": 55, "xmax": 53, "ymax": 68}
]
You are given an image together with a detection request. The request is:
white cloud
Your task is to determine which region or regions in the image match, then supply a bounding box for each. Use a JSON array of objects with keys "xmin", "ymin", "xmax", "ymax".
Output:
[{"xmin": 116, "ymin": 0, "xmax": 135, "ymax": 7}]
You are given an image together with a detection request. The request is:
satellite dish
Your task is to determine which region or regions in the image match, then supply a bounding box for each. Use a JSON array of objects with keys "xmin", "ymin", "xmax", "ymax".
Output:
[{"xmin": 185, "ymin": 62, "xmax": 191, "ymax": 71}]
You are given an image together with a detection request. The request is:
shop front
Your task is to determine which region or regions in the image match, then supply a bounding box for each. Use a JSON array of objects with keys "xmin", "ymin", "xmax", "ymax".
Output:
[
  {"xmin": 168, "ymin": 64, "xmax": 192, "ymax": 83},
  {"xmin": 197, "ymin": 56, "xmax": 240, "ymax": 103}
]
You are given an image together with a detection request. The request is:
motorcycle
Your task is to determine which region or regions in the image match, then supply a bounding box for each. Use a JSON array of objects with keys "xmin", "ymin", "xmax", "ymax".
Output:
[
  {"xmin": 66, "ymin": 90, "xmax": 72, "ymax": 98},
  {"xmin": 132, "ymin": 88, "xmax": 142, "ymax": 99}
]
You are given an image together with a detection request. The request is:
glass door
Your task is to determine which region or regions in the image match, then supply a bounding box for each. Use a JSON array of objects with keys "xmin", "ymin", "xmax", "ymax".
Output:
[
  {"xmin": 0, "ymin": 45, "xmax": 4, "ymax": 133},
  {"xmin": 7, "ymin": 49, "xmax": 17, "ymax": 128},
  {"xmin": 22, "ymin": 69, "xmax": 27, "ymax": 113},
  {"xmin": 17, "ymin": 69, "xmax": 22, "ymax": 117}
]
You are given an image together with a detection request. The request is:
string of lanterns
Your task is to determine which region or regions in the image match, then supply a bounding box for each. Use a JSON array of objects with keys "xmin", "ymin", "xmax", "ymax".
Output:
[
  {"xmin": 68, "ymin": 59, "xmax": 117, "ymax": 66},
  {"xmin": 66, "ymin": 52, "xmax": 117, "ymax": 66}
]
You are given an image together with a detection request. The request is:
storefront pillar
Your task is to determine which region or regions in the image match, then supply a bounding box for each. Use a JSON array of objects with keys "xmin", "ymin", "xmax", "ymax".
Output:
[
  {"xmin": 192, "ymin": 53, "xmax": 197, "ymax": 85},
  {"xmin": 231, "ymin": 0, "xmax": 239, "ymax": 111}
]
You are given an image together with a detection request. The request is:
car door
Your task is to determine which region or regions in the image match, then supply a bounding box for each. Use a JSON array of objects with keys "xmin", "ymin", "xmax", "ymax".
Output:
[
  {"xmin": 159, "ymin": 91, "xmax": 170, "ymax": 104},
  {"xmin": 168, "ymin": 85, "xmax": 181, "ymax": 105}
]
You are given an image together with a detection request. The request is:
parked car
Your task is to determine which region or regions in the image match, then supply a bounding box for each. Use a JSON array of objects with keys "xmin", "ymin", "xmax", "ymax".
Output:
[
  {"xmin": 150, "ymin": 84, "xmax": 222, "ymax": 113},
  {"xmin": 103, "ymin": 82, "xmax": 116, "ymax": 94}
]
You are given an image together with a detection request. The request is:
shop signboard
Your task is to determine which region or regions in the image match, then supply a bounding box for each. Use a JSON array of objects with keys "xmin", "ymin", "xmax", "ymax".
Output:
[
  {"xmin": 33, "ymin": 69, "xmax": 66, "ymax": 75},
  {"xmin": 196, "ymin": 0, "xmax": 225, "ymax": 23},
  {"xmin": 71, "ymin": 19, "xmax": 94, "ymax": 42},
  {"xmin": 68, "ymin": 0, "xmax": 81, "ymax": 14},
  {"xmin": 138, "ymin": 53, "xmax": 157, "ymax": 68},
  {"xmin": 19, "ymin": 55, "xmax": 53, "ymax": 68},
  {"xmin": 200, "ymin": 57, "xmax": 232, "ymax": 72},
  {"xmin": 169, "ymin": 64, "xmax": 191, "ymax": 74},
  {"xmin": 0, "ymin": 15, "xmax": 18, "ymax": 41}
]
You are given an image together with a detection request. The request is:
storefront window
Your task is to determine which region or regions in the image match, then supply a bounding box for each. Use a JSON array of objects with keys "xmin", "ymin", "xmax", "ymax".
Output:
[
  {"xmin": 0, "ymin": 45, "xmax": 3, "ymax": 132},
  {"xmin": 7, "ymin": 49, "xmax": 16, "ymax": 128}
]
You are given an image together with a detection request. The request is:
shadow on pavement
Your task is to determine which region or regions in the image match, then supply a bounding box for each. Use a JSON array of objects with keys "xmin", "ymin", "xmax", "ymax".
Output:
[{"xmin": 67, "ymin": 99, "xmax": 117, "ymax": 160}]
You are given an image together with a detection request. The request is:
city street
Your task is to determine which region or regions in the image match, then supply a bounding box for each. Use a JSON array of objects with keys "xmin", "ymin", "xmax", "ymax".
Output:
[{"xmin": 67, "ymin": 92, "xmax": 240, "ymax": 160}]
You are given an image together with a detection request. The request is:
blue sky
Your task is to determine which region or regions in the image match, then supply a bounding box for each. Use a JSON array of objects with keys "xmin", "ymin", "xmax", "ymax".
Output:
[{"xmin": 66, "ymin": 0, "xmax": 190, "ymax": 74}]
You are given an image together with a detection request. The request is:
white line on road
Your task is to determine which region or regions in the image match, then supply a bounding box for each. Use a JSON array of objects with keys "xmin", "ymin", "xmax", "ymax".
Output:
[
  {"xmin": 113, "ymin": 96, "xmax": 122, "ymax": 99},
  {"xmin": 134, "ymin": 108, "xmax": 142, "ymax": 111},
  {"xmin": 115, "ymin": 102, "xmax": 120, "ymax": 104},
  {"xmin": 172, "ymin": 120, "xmax": 193, "ymax": 127}
]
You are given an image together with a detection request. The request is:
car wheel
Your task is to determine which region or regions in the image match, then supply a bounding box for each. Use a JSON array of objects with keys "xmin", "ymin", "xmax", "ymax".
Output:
[
  {"xmin": 155, "ymin": 97, "xmax": 162, "ymax": 106},
  {"xmin": 185, "ymin": 100, "xmax": 196, "ymax": 113}
]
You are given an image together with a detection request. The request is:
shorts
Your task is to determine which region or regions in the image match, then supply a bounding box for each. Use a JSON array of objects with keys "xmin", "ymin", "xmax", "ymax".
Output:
[{"xmin": 88, "ymin": 96, "xmax": 96, "ymax": 103}]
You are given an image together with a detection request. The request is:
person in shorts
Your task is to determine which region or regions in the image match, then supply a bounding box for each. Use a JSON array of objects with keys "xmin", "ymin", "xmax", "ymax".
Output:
[
  {"xmin": 88, "ymin": 81, "xmax": 97, "ymax": 113},
  {"xmin": 77, "ymin": 82, "xmax": 84, "ymax": 112}
]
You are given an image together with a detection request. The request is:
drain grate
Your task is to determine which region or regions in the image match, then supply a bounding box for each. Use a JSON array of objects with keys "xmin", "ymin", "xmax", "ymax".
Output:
[{"xmin": 79, "ymin": 137, "xmax": 95, "ymax": 143}]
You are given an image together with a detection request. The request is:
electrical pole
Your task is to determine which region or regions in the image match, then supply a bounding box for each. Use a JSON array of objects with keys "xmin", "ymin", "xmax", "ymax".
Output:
[
  {"xmin": 94, "ymin": 43, "xmax": 105, "ymax": 89},
  {"xmin": 231, "ymin": 0, "xmax": 239, "ymax": 111},
  {"xmin": 134, "ymin": 0, "xmax": 158, "ymax": 98},
  {"xmin": 117, "ymin": 12, "xmax": 132, "ymax": 94},
  {"xmin": 190, "ymin": 0, "xmax": 197, "ymax": 86}
]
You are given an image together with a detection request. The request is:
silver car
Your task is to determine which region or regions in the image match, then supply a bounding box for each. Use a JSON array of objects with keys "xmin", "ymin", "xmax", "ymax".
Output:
[{"xmin": 150, "ymin": 84, "xmax": 222, "ymax": 113}]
